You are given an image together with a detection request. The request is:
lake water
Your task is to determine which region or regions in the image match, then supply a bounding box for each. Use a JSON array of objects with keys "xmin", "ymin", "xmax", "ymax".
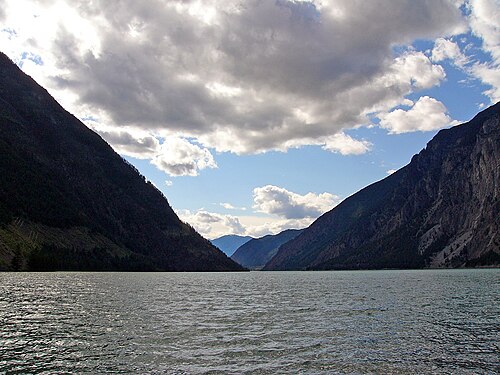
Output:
[{"xmin": 0, "ymin": 270, "xmax": 498, "ymax": 374}]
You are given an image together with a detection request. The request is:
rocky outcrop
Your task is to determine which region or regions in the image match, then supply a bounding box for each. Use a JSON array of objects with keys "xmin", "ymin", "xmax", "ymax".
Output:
[{"xmin": 264, "ymin": 103, "xmax": 499, "ymax": 270}]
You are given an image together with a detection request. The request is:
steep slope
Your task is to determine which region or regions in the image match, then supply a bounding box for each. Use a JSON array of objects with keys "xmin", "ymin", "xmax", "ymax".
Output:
[
  {"xmin": 211, "ymin": 235, "xmax": 253, "ymax": 256},
  {"xmin": 0, "ymin": 52, "xmax": 244, "ymax": 271},
  {"xmin": 231, "ymin": 229, "xmax": 303, "ymax": 269},
  {"xmin": 265, "ymin": 103, "xmax": 500, "ymax": 270}
]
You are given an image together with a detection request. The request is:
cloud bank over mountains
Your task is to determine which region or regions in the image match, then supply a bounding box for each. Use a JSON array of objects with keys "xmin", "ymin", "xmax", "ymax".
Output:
[
  {"xmin": 178, "ymin": 185, "xmax": 340, "ymax": 238},
  {"xmin": 0, "ymin": 1, "xmax": 481, "ymax": 165},
  {"xmin": 1, "ymin": 0, "xmax": 498, "ymax": 237}
]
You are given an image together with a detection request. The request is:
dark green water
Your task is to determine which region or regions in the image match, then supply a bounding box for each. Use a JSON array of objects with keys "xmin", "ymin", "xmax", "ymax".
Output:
[{"xmin": 0, "ymin": 270, "xmax": 498, "ymax": 374}]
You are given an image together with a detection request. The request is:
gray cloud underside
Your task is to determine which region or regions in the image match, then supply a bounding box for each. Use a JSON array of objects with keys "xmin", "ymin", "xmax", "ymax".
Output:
[
  {"xmin": 40, "ymin": 1, "xmax": 464, "ymax": 153},
  {"xmin": 0, "ymin": 2, "xmax": 5, "ymax": 22},
  {"xmin": 96, "ymin": 129, "xmax": 159, "ymax": 158}
]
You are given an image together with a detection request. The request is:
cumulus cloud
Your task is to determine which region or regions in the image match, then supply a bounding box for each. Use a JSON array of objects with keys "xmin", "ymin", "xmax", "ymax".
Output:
[
  {"xmin": 467, "ymin": 0, "xmax": 500, "ymax": 101},
  {"xmin": 378, "ymin": 96, "xmax": 455, "ymax": 134},
  {"xmin": 471, "ymin": 63, "xmax": 500, "ymax": 101},
  {"xmin": 243, "ymin": 217, "xmax": 313, "ymax": 238},
  {"xmin": 0, "ymin": 0, "xmax": 466, "ymax": 157},
  {"xmin": 322, "ymin": 133, "xmax": 372, "ymax": 155},
  {"xmin": 468, "ymin": 0, "xmax": 500, "ymax": 63},
  {"xmin": 426, "ymin": 2, "xmax": 500, "ymax": 103},
  {"xmin": 253, "ymin": 185, "xmax": 340, "ymax": 219},
  {"xmin": 388, "ymin": 51, "xmax": 446, "ymax": 91},
  {"xmin": 151, "ymin": 137, "xmax": 217, "ymax": 177},
  {"xmin": 95, "ymin": 128, "xmax": 160, "ymax": 159},
  {"xmin": 178, "ymin": 208, "xmax": 314, "ymax": 239},
  {"xmin": 177, "ymin": 209, "xmax": 246, "ymax": 238},
  {"xmin": 431, "ymin": 38, "xmax": 468, "ymax": 67},
  {"xmin": 179, "ymin": 184, "xmax": 341, "ymax": 238}
]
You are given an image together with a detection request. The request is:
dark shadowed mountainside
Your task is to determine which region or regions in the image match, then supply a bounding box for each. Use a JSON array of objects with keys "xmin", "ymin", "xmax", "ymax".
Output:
[
  {"xmin": 0, "ymin": 52, "xmax": 244, "ymax": 271},
  {"xmin": 265, "ymin": 103, "xmax": 500, "ymax": 270},
  {"xmin": 231, "ymin": 229, "xmax": 303, "ymax": 269},
  {"xmin": 211, "ymin": 235, "xmax": 253, "ymax": 256}
]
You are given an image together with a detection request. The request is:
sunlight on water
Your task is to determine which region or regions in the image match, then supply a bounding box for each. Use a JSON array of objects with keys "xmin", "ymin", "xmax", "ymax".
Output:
[{"xmin": 0, "ymin": 270, "xmax": 498, "ymax": 374}]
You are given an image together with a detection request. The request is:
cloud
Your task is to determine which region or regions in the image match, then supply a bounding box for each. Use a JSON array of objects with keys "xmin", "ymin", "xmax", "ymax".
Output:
[
  {"xmin": 426, "ymin": 4, "xmax": 500, "ymax": 103},
  {"xmin": 177, "ymin": 208, "xmax": 313, "ymax": 239},
  {"xmin": 84, "ymin": 118, "xmax": 217, "ymax": 177},
  {"xmin": 388, "ymin": 51, "xmax": 447, "ymax": 91},
  {"xmin": 178, "ymin": 184, "xmax": 341, "ymax": 238},
  {"xmin": 151, "ymin": 137, "xmax": 217, "ymax": 177},
  {"xmin": 471, "ymin": 62, "xmax": 500, "ymax": 101},
  {"xmin": 220, "ymin": 203, "xmax": 246, "ymax": 211},
  {"xmin": 431, "ymin": 38, "xmax": 468, "ymax": 67},
  {"xmin": 0, "ymin": 0, "xmax": 465, "ymax": 156},
  {"xmin": 94, "ymin": 128, "xmax": 160, "ymax": 159},
  {"xmin": 378, "ymin": 96, "xmax": 455, "ymax": 134},
  {"xmin": 253, "ymin": 185, "xmax": 340, "ymax": 219},
  {"xmin": 177, "ymin": 209, "xmax": 246, "ymax": 238},
  {"xmin": 467, "ymin": 0, "xmax": 500, "ymax": 101},
  {"xmin": 223, "ymin": 215, "xmax": 246, "ymax": 235},
  {"xmin": 386, "ymin": 169, "xmax": 397, "ymax": 175},
  {"xmin": 242, "ymin": 217, "xmax": 312, "ymax": 238},
  {"xmin": 468, "ymin": 0, "xmax": 500, "ymax": 63},
  {"xmin": 322, "ymin": 133, "xmax": 372, "ymax": 155}
]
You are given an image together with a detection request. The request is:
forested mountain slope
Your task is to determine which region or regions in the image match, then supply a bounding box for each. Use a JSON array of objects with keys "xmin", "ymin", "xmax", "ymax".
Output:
[{"xmin": 0, "ymin": 52, "xmax": 243, "ymax": 271}]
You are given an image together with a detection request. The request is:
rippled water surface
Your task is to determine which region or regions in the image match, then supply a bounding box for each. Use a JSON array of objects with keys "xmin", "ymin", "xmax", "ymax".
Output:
[{"xmin": 0, "ymin": 270, "xmax": 499, "ymax": 374}]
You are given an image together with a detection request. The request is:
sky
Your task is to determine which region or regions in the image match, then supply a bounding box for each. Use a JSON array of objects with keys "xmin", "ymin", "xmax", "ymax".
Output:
[{"xmin": 0, "ymin": 0, "xmax": 499, "ymax": 239}]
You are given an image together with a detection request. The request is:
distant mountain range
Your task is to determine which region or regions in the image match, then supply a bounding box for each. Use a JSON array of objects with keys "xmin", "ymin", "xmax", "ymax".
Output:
[
  {"xmin": 211, "ymin": 235, "xmax": 253, "ymax": 256},
  {"xmin": 0, "ymin": 52, "xmax": 244, "ymax": 271},
  {"xmin": 231, "ymin": 229, "xmax": 303, "ymax": 269},
  {"xmin": 265, "ymin": 103, "xmax": 499, "ymax": 270}
]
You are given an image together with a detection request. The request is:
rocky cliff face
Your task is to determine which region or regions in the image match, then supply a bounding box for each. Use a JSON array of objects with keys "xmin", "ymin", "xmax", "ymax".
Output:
[
  {"xmin": 231, "ymin": 229, "xmax": 303, "ymax": 270},
  {"xmin": 264, "ymin": 103, "xmax": 499, "ymax": 270},
  {"xmin": 0, "ymin": 52, "xmax": 244, "ymax": 271}
]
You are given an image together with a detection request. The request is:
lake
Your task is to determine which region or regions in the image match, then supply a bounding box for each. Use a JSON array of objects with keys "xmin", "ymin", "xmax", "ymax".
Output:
[{"xmin": 0, "ymin": 270, "xmax": 498, "ymax": 374}]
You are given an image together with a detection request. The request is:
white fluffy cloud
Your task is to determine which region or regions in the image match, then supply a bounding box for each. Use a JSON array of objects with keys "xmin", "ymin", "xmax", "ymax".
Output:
[
  {"xmin": 322, "ymin": 133, "xmax": 372, "ymax": 155},
  {"xmin": 426, "ymin": 2, "xmax": 500, "ymax": 103},
  {"xmin": 242, "ymin": 217, "xmax": 313, "ymax": 239},
  {"xmin": 468, "ymin": 0, "xmax": 500, "ymax": 63},
  {"xmin": 0, "ymin": 0, "xmax": 465, "ymax": 158},
  {"xmin": 253, "ymin": 185, "xmax": 340, "ymax": 219},
  {"xmin": 468, "ymin": 0, "xmax": 500, "ymax": 101},
  {"xmin": 177, "ymin": 209, "xmax": 246, "ymax": 238},
  {"xmin": 378, "ymin": 96, "xmax": 454, "ymax": 134},
  {"xmin": 178, "ymin": 208, "xmax": 316, "ymax": 239},
  {"xmin": 431, "ymin": 38, "xmax": 468, "ymax": 67},
  {"xmin": 425, "ymin": 2, "xmax": 500, "ymax": 103},
  {"xmin": 179, "ymin": 184, "xmax": 341, "ymax": 238},
  {"xmin": 471, "ymin": 63, "xmax": 500, "ymax": 101},
  {"xmin": 151, "ymin": 137, "xmax": 217, "ymax": 176}
]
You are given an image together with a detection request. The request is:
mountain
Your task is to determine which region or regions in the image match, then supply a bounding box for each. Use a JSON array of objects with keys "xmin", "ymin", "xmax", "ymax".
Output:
[
  {"xmin": 0, "ymin": 52, "xmax": 244, "ymax": 271},
  {"xmin": 265, "ymin": 103, "xmax": 500, "ymax": 270},
  {"xmin": 231, "ymin": 229, "xmax": 303, "ymax": 269},
  {"xmin": 210, "ymin": 235, "xmax": 253, "ymax": 256}
]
